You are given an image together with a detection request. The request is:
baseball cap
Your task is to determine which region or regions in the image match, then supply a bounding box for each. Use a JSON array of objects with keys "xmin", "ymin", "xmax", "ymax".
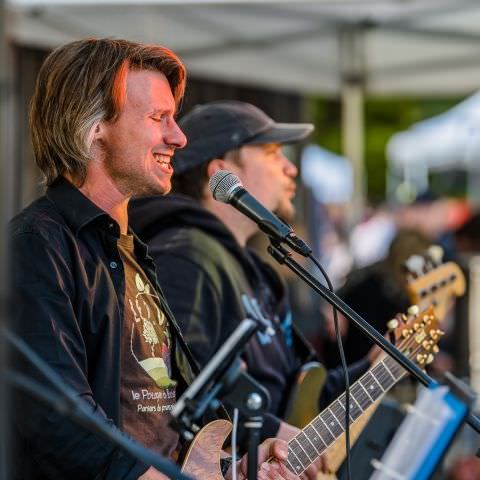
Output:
[{"xmin": 172, "ymin": 100, "xmax": 314, "ymax": 174}]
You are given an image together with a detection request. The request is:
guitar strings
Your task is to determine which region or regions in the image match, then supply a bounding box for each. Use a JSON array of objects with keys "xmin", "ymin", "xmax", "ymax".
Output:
[{"xmin": 285, "ymin": 312, "xmax": 435, "ymax": 475}]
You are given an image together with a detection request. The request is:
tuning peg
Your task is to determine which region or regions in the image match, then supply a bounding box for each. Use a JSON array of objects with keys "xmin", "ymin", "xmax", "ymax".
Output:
[
  {"xmin": 432, "ymin": 345, "xmax": 440, "ymax": 354},
  {"xmin": 420, "ymin": 315, "xmax": 433, "ymax": 328},
  {"xmin": 413, "ymin": 315, "xmax": 429, "ymax": 331},
  {"xmin": 422, "ymin": 340, "xmax": 432, "ymax": 350},
  {"xmin": 415, "ymin": 330, "xmax": 427, "ymax": 343},
  {"xmin": 404, "ymin": 255, "xmax": 426, "ymax": 277},
  {"xmin": 429, "ymin": 329, "xmax": 445, "ymax": 341},
  {"xmin": 387, "ymin": 318, "xmax": 399, "ymax": 330},
  {"xmin": 407, "ymin": 305, "xmax": 420, "ymax": 317},
  {"xmin": 427, "ymin": 245, "xmax": 444, "ymax": 266},
  {"xmin": 416, "ymin": 353, "xmax": 427, "ymax": 365},
  {"xmin": 402, "ymin": 328, "xmax": 413, "ymax": 339},
  {"xmin": 426, "ymin": 354, "xmax": 435, "ymax": 364},
  {"xmin": 423, "ymin": 314, "xmax": 435, "ymax": 326}
]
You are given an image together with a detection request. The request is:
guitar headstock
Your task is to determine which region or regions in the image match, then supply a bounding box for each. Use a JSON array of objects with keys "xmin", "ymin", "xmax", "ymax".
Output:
[
  {"xmin": 387, "ymin": 305, "xmax": 443, "ymax": 366},
  {"xmin": 404, "ymin": 245, "xmax": 465, "ymax": 323}
]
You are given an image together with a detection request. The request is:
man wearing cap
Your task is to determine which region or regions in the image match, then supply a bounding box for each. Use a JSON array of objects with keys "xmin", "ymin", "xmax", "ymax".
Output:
[{"xmin": 129, "ymin": 101, "xmax": 373, "ymax": 477}]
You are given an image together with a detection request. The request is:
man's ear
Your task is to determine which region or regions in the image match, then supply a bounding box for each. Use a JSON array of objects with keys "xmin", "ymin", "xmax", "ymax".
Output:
[
  {"xmin": 89, "ymin": 121, "xmax": 107, "ymax": 146},
  {"xmin": 206, "ymin": 158, "xmax": 228, "ymax": 179}
]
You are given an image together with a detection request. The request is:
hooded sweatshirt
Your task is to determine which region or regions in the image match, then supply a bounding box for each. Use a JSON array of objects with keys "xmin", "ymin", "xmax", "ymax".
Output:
[{"xmin": 129, "ymin": 194, "xmax": 369, "ymax": 440}]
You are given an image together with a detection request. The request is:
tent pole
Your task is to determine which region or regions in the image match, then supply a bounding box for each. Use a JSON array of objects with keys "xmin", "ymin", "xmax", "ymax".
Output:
[
  {"xmin": 339, "ymin": 27, "xmax": 366, "ymax": 226},
  {"xmin": 0, "ymin": 0, "xmax": 13, "ymax": 476}
]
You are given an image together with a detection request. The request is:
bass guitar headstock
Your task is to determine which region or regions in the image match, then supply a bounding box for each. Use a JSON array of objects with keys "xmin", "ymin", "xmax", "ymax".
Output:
[{"xmin": 404, "ymin": 246, "xmax": 465, "ymax": 323}]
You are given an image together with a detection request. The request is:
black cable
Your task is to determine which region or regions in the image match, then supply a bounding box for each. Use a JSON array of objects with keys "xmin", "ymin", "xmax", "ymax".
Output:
[{"xmin": 308, "ymin": 254, "xmax": 351, "ymax": 480}]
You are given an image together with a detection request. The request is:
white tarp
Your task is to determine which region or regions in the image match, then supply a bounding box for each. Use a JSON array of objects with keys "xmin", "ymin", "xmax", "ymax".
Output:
[
  {"xmin": 388, "ymin": 91, "xmax": 480, "ymax": 173},
  {"xmin": 6, "ymin": 0, "xmax": 480, "ymax": 96},
  {"xmin": 301, "ymin": 144, "xmax": 353, "ymax": 203},
  {"xmin": 386, "ymin": 91, "xmax": 480, "ymax": 203}
]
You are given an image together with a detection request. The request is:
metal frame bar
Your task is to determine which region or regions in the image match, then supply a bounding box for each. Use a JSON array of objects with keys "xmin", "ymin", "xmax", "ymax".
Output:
[{"xmin": 0, "ymin": 0, "xmax": 13, "ymax": 475}]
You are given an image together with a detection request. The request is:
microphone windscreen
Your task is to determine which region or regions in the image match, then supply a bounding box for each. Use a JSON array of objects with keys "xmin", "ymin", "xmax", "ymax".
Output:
[{"xmin": 208, "ymin": 170, "xmax": 242, "ymax": 203}]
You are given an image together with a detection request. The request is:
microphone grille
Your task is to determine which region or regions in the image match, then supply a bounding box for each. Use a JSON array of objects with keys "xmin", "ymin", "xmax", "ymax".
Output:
[{"xmin": 208, "ymin": 170, "xmax": 242, "ymax": 203}]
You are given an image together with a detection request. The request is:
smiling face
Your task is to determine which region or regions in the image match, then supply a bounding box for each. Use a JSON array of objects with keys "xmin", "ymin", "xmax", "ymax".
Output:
[
  {"xmin": 97, "ymin": 69, "xmax": 187, "ymax": 197},
  {"xmin": 225, "ymin": 143, "xmax": 298, "ymax": 222}
]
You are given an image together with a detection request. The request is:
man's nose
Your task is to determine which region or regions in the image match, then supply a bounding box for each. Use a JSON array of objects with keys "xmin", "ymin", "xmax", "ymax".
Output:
[
  {"xmin": 166, "ymin": 120, "xmax": 187, "ymax": 149},
  {"xmin": 283, "ymin": 155, "xmax": 298, "ymax": 178}
]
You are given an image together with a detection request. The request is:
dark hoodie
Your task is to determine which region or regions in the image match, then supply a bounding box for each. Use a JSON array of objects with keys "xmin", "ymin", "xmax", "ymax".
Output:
[{"xmin": 129, "ymin": 194, "xmax": 369, "ymax": 440}]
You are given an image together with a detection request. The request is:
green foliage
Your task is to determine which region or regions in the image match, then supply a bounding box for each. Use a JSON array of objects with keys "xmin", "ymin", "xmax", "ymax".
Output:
[{"xmin": 308, "ymin": 96, "xmax": 461, "ymax": 202}]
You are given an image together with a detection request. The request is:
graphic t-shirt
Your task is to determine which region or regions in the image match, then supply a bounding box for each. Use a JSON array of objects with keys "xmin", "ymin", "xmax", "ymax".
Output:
[{"xmin": 118, "ymin": 234, "xmax": 179, "ymax": 458}]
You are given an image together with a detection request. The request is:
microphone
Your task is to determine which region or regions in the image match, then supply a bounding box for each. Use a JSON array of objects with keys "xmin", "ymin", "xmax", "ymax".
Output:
[{"xmin": 208, "ymin": 170, "xmax": 312, "ymax": 257}]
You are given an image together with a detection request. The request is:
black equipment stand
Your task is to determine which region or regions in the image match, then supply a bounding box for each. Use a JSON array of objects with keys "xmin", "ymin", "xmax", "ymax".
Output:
[{"xmin": 171, "ymin": 303, "xmax": 274, "ymax": 480}]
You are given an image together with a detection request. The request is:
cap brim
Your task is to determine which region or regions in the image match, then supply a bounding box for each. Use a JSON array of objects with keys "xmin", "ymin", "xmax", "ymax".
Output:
[{"xmin": 246, "ymin": 123, "xmax": 314, "ymax": 145}]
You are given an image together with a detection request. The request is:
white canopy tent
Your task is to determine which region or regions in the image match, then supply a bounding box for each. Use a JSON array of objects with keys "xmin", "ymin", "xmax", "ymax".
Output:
[
  {"xmin": 301, "ymin": 144, "xmax": 353, "ymax": 204},
  {"xmin": 5, "ymin": 0, "xmax": 480, "ymax": 216},
  {"xmin": 6, "ymin": 0, "xmax": 480, "ymax": 95},
  {"xmin": 387, "ymin": 91, "xmax": 480, "ymax": 204}
]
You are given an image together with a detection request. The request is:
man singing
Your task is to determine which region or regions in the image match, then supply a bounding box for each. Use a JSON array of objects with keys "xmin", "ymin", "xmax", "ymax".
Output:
[
  {"xmin": 10, "ymin": 40, "xmax": 295, "ymax": 480},
  {"xmin": 130, "ymin": 101, "xmax": 378, "ymax": 479}
]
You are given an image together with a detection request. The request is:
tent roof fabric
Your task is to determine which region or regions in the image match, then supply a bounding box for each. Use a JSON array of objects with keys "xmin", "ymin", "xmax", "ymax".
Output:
[{"xmin": 7, "ymin": 0, "xmax": 480, "ymax": 95}]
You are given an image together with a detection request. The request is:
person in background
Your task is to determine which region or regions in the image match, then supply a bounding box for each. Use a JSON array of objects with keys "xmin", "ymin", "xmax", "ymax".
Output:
[
  {"xmin": 130, "ymin": 100, "xmax": 379, "ymax": 479},
  {"xmin": 320, "ymin": 228, "xmax": 430, "ymax": 367}
]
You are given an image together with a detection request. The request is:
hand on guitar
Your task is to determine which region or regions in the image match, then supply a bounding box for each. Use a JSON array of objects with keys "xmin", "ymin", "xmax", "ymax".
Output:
[
  {"xmin": 230, "ymin": 438, "xmax": 299, "ymax": 480},
  {"xmin": 277, "ymin": 422, "xmax": 329, "ymax": 479},
  {"xmin": 277, "ymin": 422, "xmax": 330, "ymax": 480}
]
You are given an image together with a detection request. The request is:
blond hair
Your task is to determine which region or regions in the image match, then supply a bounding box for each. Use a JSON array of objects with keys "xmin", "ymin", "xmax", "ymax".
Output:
[{"xmin": 30, "ymin": 38, "xmax": 186, "ymax": 186}]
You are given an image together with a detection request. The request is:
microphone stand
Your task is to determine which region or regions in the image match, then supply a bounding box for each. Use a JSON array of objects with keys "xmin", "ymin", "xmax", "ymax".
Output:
[
  {"xmin": 3, "ymin": 329, "xmax": 192, "ymax": 480},
  {"xmin": 267, "ymin": 240, "xmax": 480, "ymax": 435}
]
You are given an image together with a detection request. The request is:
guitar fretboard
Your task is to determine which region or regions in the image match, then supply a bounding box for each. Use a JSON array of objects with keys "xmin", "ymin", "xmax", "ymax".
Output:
[{"xmin": 285, "ymin": 356, "xmax": 406, "ymax": 475}]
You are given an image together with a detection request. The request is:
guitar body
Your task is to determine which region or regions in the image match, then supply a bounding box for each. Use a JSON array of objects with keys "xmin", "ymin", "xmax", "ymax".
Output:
[
  {"xmin": 284, "ymin": 361, "xmax": 327, "ymax": 428},
  {"xmin": 181, "ymin": 420, "xmax": 232, "ymax": 480}
]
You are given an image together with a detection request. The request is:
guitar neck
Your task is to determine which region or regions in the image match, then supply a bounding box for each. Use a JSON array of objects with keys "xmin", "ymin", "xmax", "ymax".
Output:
[{"xmin": 285, "ymin": 356, "xmax": 406, "ymax": 475}]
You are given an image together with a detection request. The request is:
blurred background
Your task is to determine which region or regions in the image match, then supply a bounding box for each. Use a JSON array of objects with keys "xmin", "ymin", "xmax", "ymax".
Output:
[{"xmin": 3, "ymin": 1, "xmax": 480, "ymax": 478}]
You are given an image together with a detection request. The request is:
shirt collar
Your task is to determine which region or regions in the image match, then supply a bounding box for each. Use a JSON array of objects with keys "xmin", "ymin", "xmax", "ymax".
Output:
[
  {"xmin": 46, "ymin": 176, "xmax": 111, "ymax": 233},
  {"xmin": 46, "ymin": 177, "xmax": 151, "ymax": 260}
]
